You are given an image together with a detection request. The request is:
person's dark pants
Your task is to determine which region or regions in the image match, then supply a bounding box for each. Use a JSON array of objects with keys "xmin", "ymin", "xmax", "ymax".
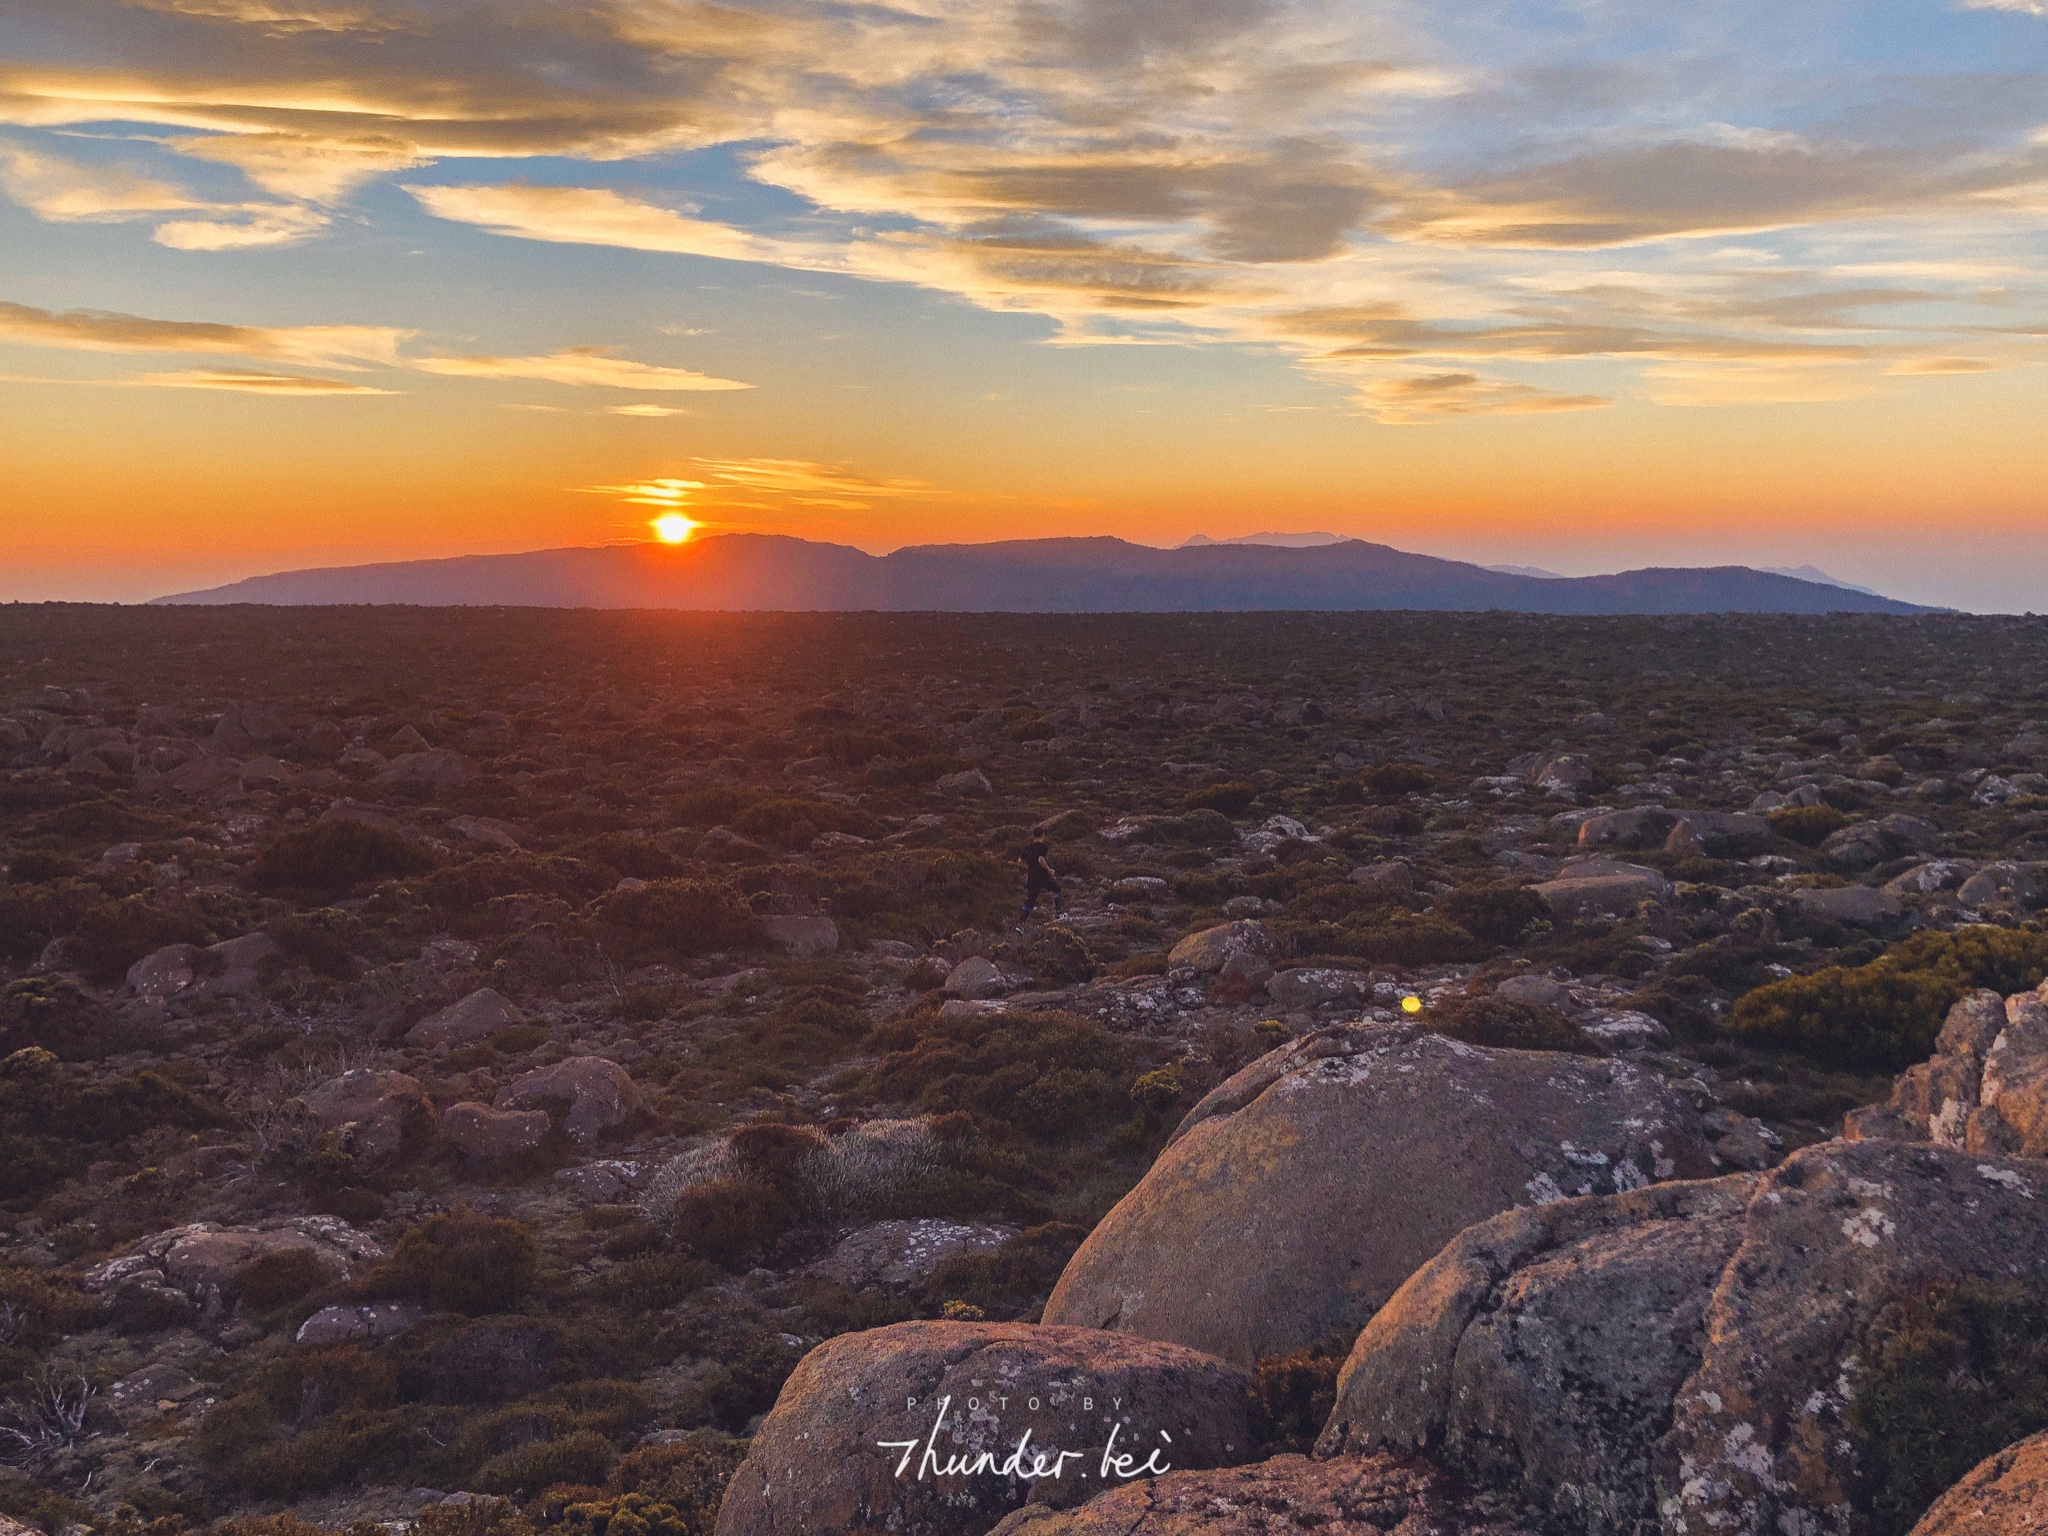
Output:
[{"xmin": 1023, "ymin": 877, "xmax": 1063, "ymax": 917}]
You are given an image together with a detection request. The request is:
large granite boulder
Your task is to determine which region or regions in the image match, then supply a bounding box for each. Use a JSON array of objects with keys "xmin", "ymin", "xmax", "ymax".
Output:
[
  {"xmin": 495, "ymin": 1055, "xmax": 644, "ymax": 1142},
  {"xmin": 1847, "ymin": 983, "xmax": 2048, "ymax": 1155},
  {"xmin": 85, "ymin": 1217, "xmax": 382, "ymax": 1329},
  {"xmin": 407, "ymin": 987, "xmax": 524, "ymax": 1047},
  {"xmin": 714, "ymin": 1321, "xmax": 1257, "ymax": 1536},
  {"xmin": 1167, "ymin": 920, "xmax": 1273, "ymax": 978},
  {"xmin": 299, "ymin": 1068, "xmax": 434, "ymax": 1162},
  {"xmin": 1321, "ymin": 1138, "xmax": 2048, "ymax": 1536},
  {"xmin": 1041, "ymin": 1024, "xmax": 1719, "ymax": 1366},
  {"xmin": 985, "ymin": 1454, "xmax": 1534, "ymax": 1536},
  {"xmin": 1909, "ymin": 1430, "xmax": 2048, "ymax": 1535}
]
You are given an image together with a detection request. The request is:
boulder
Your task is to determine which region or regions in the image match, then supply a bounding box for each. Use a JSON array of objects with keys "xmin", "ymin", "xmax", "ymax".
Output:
[
  {"xmin": 407, "ymin": 987, "xmax": 523, "ymax": 1047},
  {"xmin": 377, "ymin": 748, "xmax": 472, "ymax": 792},
  {"xmin": 1957, "ymin": 861, "xmax": 2048, "ymax": 912},
  {"xmin": 127, "ymin": 943, "xmax": 202, "ymax": 1000},
  {"xmin": 1529, "ymin": 754, "xmax": 1592, "ymax": 795},
  {"xmin": 943, "ymin": 956, "xmax": 1010, "ymax": 999},
  {"xmin": 761, "ymin": 914, "xmax": 840, "ymax": 959},
  {"xmin": 300, "ymin": 1068, "xmax": 433, "ymax": 1162},
  {"xmin": 1495, "ymin": 974, "xmax": 1567, "ymax": 1007},
  {"xmin": 984, "ymin": 1454, "xmax": 1534, "ymax": 1536},
  {"xmin": 443, "ymin": 1101, "xmax": 551, "ymax": 1159},
  {"xmin": 1041, "ymin": 1024, "xmax": 1718, "ymax": 1366},
  {"xmin": 937, "ymin": 770, "xmax": 993, "ymax": 798},
  {"xmin": 1883, "ymin": 859, "xmax": 1979, "ymax": 897},
  {"xmin": 495, "ymin": 1056, "xmax": 644, "ymax": 1142},
  {"xmin": 296, "ymin": 1300, "xmax": 425, "ymax": 1347},
  {"xmin": 1166, "ymin": 920, "xmax": 1272, "ymax": 978},
  {"xmin": 809, "ymin": 1220, "xmax": 1014, "ymax": 1289},
  {"xmin": 1267, "ymin": 967, "xmax": 1369, "ymax": 1011},
  {"xmin": 1575, "ymin": 808, "xmax": 1681, "ymax": 850},
  {"xmin": 1577, "ymin": 808, "xmax": 1770, "ymax": 859},
  {"xmin": 1320, "ymin": 1137, "xmax": 2048, "ymax": 1536},
  {"xmin": 85, "ymin": 1217, "xmax": 382, "ymax": 1327},
  {"xmin": 1908, "ymin": 1429, "xmax": 2048, "ymax": 1535},
  {"xmin": 713, "ymin": 1321, "xmax": 1258, "ymax": 1536},
  {"xmin": 1824, "ymin": 813, "xmax": 1942, "ymax": 871},
  {"xmin": 1845, "ymin": 983, "xmax": 2048, "ymax": 1155},
  {"xmin": 1349, "ymin": 859, "xmax": 1414, "ymax": 892},
  {"xmin": 1531, "ymin": 871, "xmax": 1666, "ymax": 921},
  {"xmin": 1789, "ymin": 884, "xmax": 1903, "ymax": 927}
]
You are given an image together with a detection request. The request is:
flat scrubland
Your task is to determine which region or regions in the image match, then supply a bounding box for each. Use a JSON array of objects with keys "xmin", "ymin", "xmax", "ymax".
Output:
[{"xmin": 3, "ymin": 606, "xmax": 2047, "ymax": 1536}]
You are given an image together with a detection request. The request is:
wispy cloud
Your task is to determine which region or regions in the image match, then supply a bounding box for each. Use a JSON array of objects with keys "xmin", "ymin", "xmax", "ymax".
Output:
[
  {"xmin": 0, "ymin": 140, "xmax": 330, "ymax": 246},
  {"xmin": 5, "ymin": 0, "xmax": 2046, "ymax": 414},
  {"xmin": 127, "ymin": 368, "xmax": 395, "ymax": 393},
  {"xmin": 412, "ymin": 347, "xmax": 750, "ymax": 391},
  {"xmin": 1349, "ymin": 372, "xmax": 1612, "ymax": 424},
  {"xmin": 0, "ymin": 298, "xmax": 409, "ymax": 366}
]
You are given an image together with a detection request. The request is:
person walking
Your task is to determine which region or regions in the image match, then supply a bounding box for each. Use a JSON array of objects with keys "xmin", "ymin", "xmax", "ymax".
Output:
[{"xmin": 1019, "ymin": 821, "xmax": 1066, "ymax": 924}]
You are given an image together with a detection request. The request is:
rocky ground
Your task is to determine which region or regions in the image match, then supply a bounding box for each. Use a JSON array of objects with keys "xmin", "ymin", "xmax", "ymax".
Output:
[{"xmin": 3, "ymin": 605, "xmax": 2048, "ymax": 1536}]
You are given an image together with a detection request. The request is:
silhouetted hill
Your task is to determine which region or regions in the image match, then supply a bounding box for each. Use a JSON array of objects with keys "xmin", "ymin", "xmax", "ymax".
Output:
[{"xmin": 152, "ymin": 534, "xmax": 1938, "ymax": 614}]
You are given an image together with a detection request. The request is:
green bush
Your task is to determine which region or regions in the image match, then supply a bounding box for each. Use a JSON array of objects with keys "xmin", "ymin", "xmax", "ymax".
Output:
[
  {"xmin": 0, "ymin": 976, "xmax": 146, "ymax": 1060},
  {"xmin": 729, "ymin": 798, "xmax": 881, "ymax": 848},
  {"xmin": 373, "ymin": 1209, "xmax": 538, "ymax": 1315},
  {"xmin": 594, "ymin": 1437, "xmax": 747, "ymax": 1536},
  {"xmin": 1439, "ymin": 883, "xmax": 1547, "ymax": 946},
  {"xmin": 410, "ymin": 1499, "xmax": 536, "ymax": 1536},
  {"xmin": 1181, "ymin": 781, "xmax": 1257, "ymax": 816},
  {"xmin": 1730, "ymin": 926, "xmax": 2048, "ymax": 1070},
  {"xmin": 0, "ymin": 1050, "xmax": 225, "ymax": 1204},
  {"xmin": 588, "ymin": 880, "xmax": 763, "ymax": 963},
  {"xmin": 920, "ymin": 1222, "xmax": 1087, "ymax": 1320},
  {"xmin": 1769, "ymin": 805, "xmax": 1850, "ymax": 846},
  {"xmin": 63, "ymin": 895, "xmax": 214, "ymax": 984},
  {"xmin": 1362, "ymin": 763, "xmax": 1434, "ymax": 795},
  {"xmin": 470, "ymin": 1429, "xmax": 617, "ymax": 1496},
  {"xmin": 1251, "ymin": 1342, "xmax": 1347, "ymax": 1456},
  {"xmin": 1849, "ymin": 1280, "xmax": 2048, "ymax": 1536},
  {"xmin": 235, "ymin": 1246, "xmax": 333, "ymax": 1309},
  {"xmin": 1426, "ymin": 995, "xmax": 1591, "ymax": 1055},
  {"xmin": 253, "ymin": 820, "xmax": 435, "ymax": 897},
  {"xmin": 862, "ymin": 1009, "xmax": 1135, "ymax": 1143},
  {"xmin": 673, "ymin": 786, "xmax": 746, "ymax": 826},
  {"xmin": 423, "ymin": 855, "xmax": 612, "ymax": 916},
  {"xmin": 667, "ymin": 1178, "xmax": 791, "ymax": 1267},
  {"xmin": 3, "ymin": 850, "xmax": 78, "ymax": 883}
]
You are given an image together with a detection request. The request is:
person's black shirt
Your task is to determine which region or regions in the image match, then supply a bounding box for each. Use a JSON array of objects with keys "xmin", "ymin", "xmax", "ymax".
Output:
[{"xmin": 1023, "ymin": 839, "xmax": 1052, "ymax": 882}]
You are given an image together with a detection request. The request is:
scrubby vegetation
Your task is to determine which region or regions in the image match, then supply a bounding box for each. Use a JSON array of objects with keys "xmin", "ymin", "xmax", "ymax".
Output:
[
  {"xmin": 1, "ymin": 604, "xmax": 2047, "ymax": 1533},
  {"xmin": 1850, "ymin": 1279, "xmax": 2048, "ymax": 1536},
  {"xmin": 1731, "ymin": 926, "xmax": 2048, "ymax": 1070}
]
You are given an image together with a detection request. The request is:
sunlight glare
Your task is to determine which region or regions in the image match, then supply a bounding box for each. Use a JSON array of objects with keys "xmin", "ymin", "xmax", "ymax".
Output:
[{"xmin": 652, "ymin": 513, "xmax": 698, "ymax": 544}]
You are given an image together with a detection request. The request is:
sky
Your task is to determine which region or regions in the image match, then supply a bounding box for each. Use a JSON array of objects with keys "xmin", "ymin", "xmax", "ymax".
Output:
[{"xmin": 1, "ymin": 0, "xmax": 2045, "ymax": 609}]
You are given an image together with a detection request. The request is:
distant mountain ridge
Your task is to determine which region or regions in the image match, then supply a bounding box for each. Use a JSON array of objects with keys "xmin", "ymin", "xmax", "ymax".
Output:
[{"xmin": 152, "ymin": 533, "xmax": 1939, "ymax": 614}]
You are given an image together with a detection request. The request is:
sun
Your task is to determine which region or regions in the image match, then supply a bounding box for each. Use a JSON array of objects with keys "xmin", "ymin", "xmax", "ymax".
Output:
[{"xmin": 651, "ymin": 513, "xmax": 698, "ymax": 544}]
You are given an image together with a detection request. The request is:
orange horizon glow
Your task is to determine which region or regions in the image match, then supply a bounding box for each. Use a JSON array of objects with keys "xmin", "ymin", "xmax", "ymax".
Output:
[{"xmin": 2, "ymin": 0, "xmax": 2045, "ymax": 610}]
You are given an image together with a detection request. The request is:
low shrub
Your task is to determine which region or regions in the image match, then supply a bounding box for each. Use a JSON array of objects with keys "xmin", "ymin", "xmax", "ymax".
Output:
[
  {"xmin": 0, "ymin": 976, "xmax": 146, "ymax": 1060},
  {"xmin": 371, "ymin": 1209, "xmax": 538, "ymax": 1315},
  {"xmin": 1426, "ymin": 995, "xmax": 1591, "ymax": 1054},
  {"xmin": 1362, "ymin": 763, "xmax": 1434, "ymax": 796},
  {"xmin": 729, "ymin": 799, "xmax": 880, "ymax": 849},
  {"xmin": 1729, "ymin": 925, "xmax": 2048, "ymax": 1071},
  {"xmin": 862, "ymin": 1010, "xmax": 1135, "ymax": 1144},
  {"xmin": 588, "ymin": 880, "xmax": 763, "ymax": 964},
  {"xmin": 252, "ymin": 820, "xmax": 436, "ymax": 897},
  {"xmin": 1849, "ymin": 1279, "xmax": 2048, "ymax": 1536},
  {"xmin": 920, "ymin": 1222, "xmax": 1088, "ymax": 1320},
  {"xmin": 1181, "ymin": 781, "xmax": 1257, "ymax": 816},
  {"xmin": 667, "ymin": 1178, "xmax": 792, "ymax": 1267},
  {"xmin": 1251, "ymin": 1340, "xmax": 1348, "ymax": 1456},
  {"xmin": 63, "ymin": 895, "xmax": 214, "ymax": 984},
  {"xmin": 1769, "ymin": 805, "xmax": 1850, "ymax": 846},
  {"xmin": 605, "ymin": 1437, "xmax": 748, "ymax": 1536},
  {"xmin": 470, "ymin": 1428, "xmax": 617, "ymax": 1496},
  {"xmin": 1438, "ymin": 883, "xmax": 1547, "ymax": 946}
]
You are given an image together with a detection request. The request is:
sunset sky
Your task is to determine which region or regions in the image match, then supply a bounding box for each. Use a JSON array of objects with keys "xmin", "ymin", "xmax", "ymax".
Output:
[{"xmin": 3, "ymin": 0, "xmax": 2046, "ymax": 609}]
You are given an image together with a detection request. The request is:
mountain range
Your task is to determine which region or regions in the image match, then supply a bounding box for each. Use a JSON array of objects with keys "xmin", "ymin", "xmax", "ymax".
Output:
[{"xmin": 152, "ymin": 533, "xmax": 1938, "ymax": 614}]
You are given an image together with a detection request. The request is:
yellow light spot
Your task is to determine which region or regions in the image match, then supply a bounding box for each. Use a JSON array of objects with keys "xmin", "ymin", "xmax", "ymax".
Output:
[
  {"xmin": 1401, "ymin": 995, "xmax": 1423, "ymax": 1014},
  {"xmin": 651, "ymin": 513, "xmax": 697, "ymax": 544}
]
